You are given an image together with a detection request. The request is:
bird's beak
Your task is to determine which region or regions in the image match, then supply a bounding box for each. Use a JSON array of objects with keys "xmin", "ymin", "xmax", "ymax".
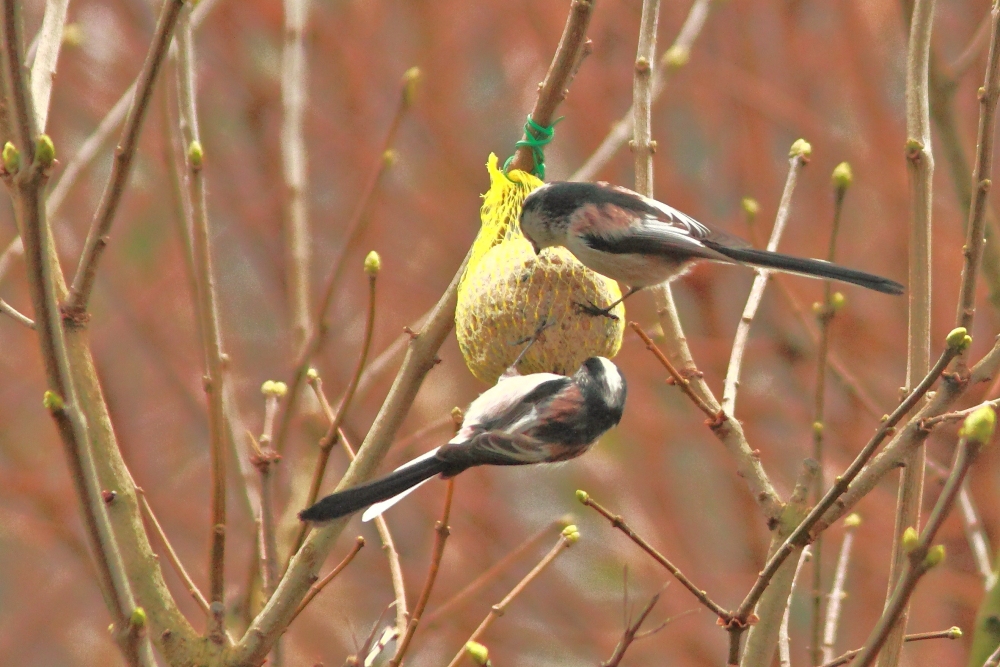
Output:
[{"xmin": 530, "ymin": 241, "xmax": 541, "ymax": 255}]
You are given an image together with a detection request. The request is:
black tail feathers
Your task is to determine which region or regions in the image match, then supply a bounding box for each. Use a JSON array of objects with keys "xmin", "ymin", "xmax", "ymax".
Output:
[
  {"xmin": 704, "ymin": 243, "xmax": 904, "ymax": 295},
  {"xmin": 299, "ymin": 456, "xmax": 445, "ymax": 522}
]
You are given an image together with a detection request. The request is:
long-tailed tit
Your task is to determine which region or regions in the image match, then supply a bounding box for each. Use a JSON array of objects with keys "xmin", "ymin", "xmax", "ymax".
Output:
[
  {"xmin": 519, "ymin": 181, "xmax": 904, "ymax": 315},
  {"xmin": 299, "ymin": 357, "xmax": 627, "ymax": 523}
]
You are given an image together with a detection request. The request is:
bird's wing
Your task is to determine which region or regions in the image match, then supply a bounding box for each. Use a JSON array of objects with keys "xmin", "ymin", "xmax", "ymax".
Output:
[
  {"xmin": 438, "ymin": 431, "xmax": 554, "ymax": 468},
  {"xmin": 567, "ymin": 182, "xmax": 736, "ymax": 259},
  {"xmin": 456, "ymin": 375, "xmax": 571, "ymax": 440}
]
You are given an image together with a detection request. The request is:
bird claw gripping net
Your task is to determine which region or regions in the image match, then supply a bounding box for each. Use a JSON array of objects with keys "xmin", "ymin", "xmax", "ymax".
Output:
[{"xmin": 456, "ymin": 154, "xmax": 624, "ymax": 383}]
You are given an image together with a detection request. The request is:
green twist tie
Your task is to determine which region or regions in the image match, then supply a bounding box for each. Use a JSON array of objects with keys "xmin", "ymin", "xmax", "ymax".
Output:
[{"xmin": 503, "ymin": 115, "xmax": 561, "ymax": 179}]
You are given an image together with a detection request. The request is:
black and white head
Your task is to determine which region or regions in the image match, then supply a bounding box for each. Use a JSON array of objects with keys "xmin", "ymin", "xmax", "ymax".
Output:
[
  {"xmin": 520, "ymin": 182, "xmax": 573, "ymax": 253},
  {"xmin": 575, "ymin": 356, "xmax": 627, "ymax": 429}
]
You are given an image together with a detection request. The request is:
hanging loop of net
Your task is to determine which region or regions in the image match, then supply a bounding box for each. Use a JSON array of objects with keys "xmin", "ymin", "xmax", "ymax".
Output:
[{"xmin": 502, "ymin": 115, "xmax": 561, "ymax": 179}]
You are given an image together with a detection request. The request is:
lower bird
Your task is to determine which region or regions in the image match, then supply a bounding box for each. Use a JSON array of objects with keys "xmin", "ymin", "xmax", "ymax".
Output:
[
  {"xmin": 299, "ymin": 356, "xmax": 627, "ymax": 523},
  {"xmin": 518, "ymin": 181, "xmax": 904, "ymax": 316}
]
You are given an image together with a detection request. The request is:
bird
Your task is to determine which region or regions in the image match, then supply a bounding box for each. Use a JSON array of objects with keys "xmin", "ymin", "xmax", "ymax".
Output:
[
  {"xmin": 298, "ymin": 357, "xmax": 627, "ymax": 523},
  {"xmin": 518, "ymin": 181, "xmax": 904, "ymax": 317}
]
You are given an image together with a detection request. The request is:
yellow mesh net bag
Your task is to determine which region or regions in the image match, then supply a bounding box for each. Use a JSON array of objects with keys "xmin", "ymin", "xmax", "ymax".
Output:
[{"xmin": 456, "ymin": 154, "xmax": 624, "ymax": 383}]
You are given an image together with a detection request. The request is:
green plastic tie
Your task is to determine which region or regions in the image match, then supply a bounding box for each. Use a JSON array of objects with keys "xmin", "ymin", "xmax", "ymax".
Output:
[{"xmin": 503, "ymin": 115, "xmax": 561, "ymax": 179}]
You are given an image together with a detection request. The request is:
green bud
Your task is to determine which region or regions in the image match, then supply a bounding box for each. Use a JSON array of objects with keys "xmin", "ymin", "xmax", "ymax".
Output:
[
  {"xmin": 3, "ymin": 141, "xmax": 20, "ymax": 173},
  {"xmin": 261, "ymin": 380, "xmax": 276, "ymax": 395},
  {"xmin": 905, "ymin": 138, "xmax": 924, "ymax": 154},
  {"xmin": 575, "ymin": 489, "xmax": 589, "ymax": 504},
  {"xmin": 306, "ymin": 368, "xmax": 319, "ymax": 381},
  {"xmin": 130, "ymin": 607, "xmax": 147, "ymax": 629},
  {"xmin": 843, "ymin": 513, "xmax": 862, "ymax": 528},
  {"xmin": 945, "ymin": 327, "xmax": 972, "ymax": 352},
  {"xmin": 947, "ymin": 626, "xmax": 962, "ymax": 639},
  {"xmin": 812, "ymin": 421, "xmax": 824, "ymax": 436},
  {"xmin": 364, "ymin": 251, "xmax": 382, "ymax": 276},
  {"xmin": 465, "ymin": 641, "xmax": 490, "ymax": 666},
  {"xmin": 663, "ymin": 45, "xmax": 690, "ymax": 69},
  {"xmin": 831, "ymin": 162, "xmax": 853, "ymax": 189},
  {"xmin": 188, "ymin": 140, "xmax": 203, "ymax": 169},
  {"xmin": 35, "ymin": 134, "xmax": 55, "ymax": 168},
  {"xmin": 401, "ymin": 66, "xmax": 422, "ymax": 108},
  {"xmin": 43, "ymin": 390, "xmax": 64, "ymax": 412},
  {"xmin": 741, "ymin": 197, "xmax": 759, "ymax": 218},
  {"xmin": 382, "ymin": 149, "xmax": 398, "ymax": 168},
  {"xmin": 924, "ymin": 544, "xmax": 946, "ymax": 568},
  {"xmin": 830, "ymin": 292, "xmax": 846, "ymax": 311},
  {"xmin": 789, "ymin": 138, "xmax": 812, "ymax": 159},
  {"xmin": 960, "ymin": 405, "xmax": 996, "ymax": 445},
  {"xmin": 562, "ymin": 524, "xmax": 580, "ymax": 543},
  {"xmin": 901, "ymin": 526, "xmax": 919, "ymax": 553}
]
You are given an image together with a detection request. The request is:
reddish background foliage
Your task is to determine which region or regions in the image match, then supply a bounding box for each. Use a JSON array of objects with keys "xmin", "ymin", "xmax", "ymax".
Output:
[{"xmin": 0, "ymin": 0, "xmax": 998, "ymax": 665}]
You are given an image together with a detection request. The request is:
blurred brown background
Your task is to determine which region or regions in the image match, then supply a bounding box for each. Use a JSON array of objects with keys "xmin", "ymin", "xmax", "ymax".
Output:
[{"xmin": 1, "ymin": 0, "xmax": 998, "ymax": 664}]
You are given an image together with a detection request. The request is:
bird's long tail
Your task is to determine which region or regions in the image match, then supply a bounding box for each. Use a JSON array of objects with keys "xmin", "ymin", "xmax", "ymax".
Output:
[
  {"xmin": 704, "ymin": 243, "xmax": 904, "ymax": 295},
  {"xmin": 299, "ymin": 449, "xmax": 445, "ymax": 523}
]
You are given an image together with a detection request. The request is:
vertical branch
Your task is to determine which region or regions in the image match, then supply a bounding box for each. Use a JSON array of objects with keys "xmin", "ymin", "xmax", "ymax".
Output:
[
  {"xmin": 174, "ymin": 7, "xmax": 229, "ymax": 634},
  {"xmin": 281, "ymin": 0, "xmax": 312, "ymax": 353},
  {"xmin": 722, "ymin": 139, "xmax": 811, "ymax": 415},
  {"xmin": 632, "ymin": 0, "xmax": 660, "ymax": 196},
  {"xmin": 955, "ymin": 1, "xmax": 1000, "ymax": 334},
  {"xmin": 811, "ymin": 163, "xmax": 851, "ymax": 666},
  {"xmin": 28, "ymin": 0, "xmax": 68, "ymax": 131},
  {"xmin": 571, "ymin": 0, "xmax": 711, "ymax": 183},
  {"xmin": 882, "ymin": 0, "xmax": 936, "ymax": 664},
  {"xmin": 779, "ymin": 547, "xmax": 812, "ymax": 667},
  {"xmin": 0, "ymin": 1, "xmax": 153, "ymax": 664},
  {"xmin": 821, "ymin": 514, "xmax": 861, "ymax": 663}
]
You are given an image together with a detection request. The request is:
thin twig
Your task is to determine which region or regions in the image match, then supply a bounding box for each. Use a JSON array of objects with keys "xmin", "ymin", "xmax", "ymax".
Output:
[
  {"xmin": 735, "ymin": 342, "xmax": 961, "ymax": 622},
  {"xmin": 136, "ymin": 487, "xmax": 210, "ymax": 615},
  {"xmin": 273, "ymin": 69, "xmax": 416, "ymax": 456},
  {"xmin": 388, "ymin": 479, "xmax": 455, "ymax": 667},
  {"xmin": 444, "ymin": 528, "xmax": 579, "ymax": 667},
  {"xmin": 281, "ymin": 0, "xmax": 313, "ymax": 353},
  {"xmin": 0, "ymin": 1, "xmax": 152, "ymax": 663},
  {"xmin": 578, "ymin": 491, "xmax": 729, "ymax": 621},
  {"xmin": 852, "ymin": 426, "xmax": 987, "ymax": 667},
  {"xmin": 629, "ymin": 322, "xmax": 720, "ymax": 421},
  {"xmin": 812, "ymin": 167, "xmax": 850, "ymax": 667},
  {"xmin": 64, "ymin": 0, "xmax": 185, "ymax": 318},
  {"xmin": 820, "ymin": 629, "xmax": 962, "ymax": 667},
  {"xmin": 570, "ymin": 0, "xmax": 712, "ymax": 182},
  {"xmin": 228, "ymin": 4, "xmax": 594, "ymax": 658},
  {"xmin": 306, "ymin": 380, "xmax": 409, "ymax": 637},
  {"xmin": 779, "ymin": 547, "xmax": 812, "ymax": 667},
  {"xmin": 722, "ymin": 141, "xmax": 810, "ymax": 415},
  {"xmin": 424, "ymin": 518, "xmax": 566, "ymax": 627},
  {"xmin": 28, "ymin": 0, "xmax": 68, "ymax": 131},
  {"xmin": 289, "ymin": 536, "xmax": 365, "ymax": 625},
  {"xmin": 289, "ymin": 266, "xmax": 378, "ymax": 560},
  {"xmin": 821, "ymin": 515, "xmax": 861, "ymax": 663},
  {"xmin": 601, "ymin": 589, "xmax": 664, "ymax": 667},
  {"xmin": 955, "ymin": 1, "xmax": 1000, "ymax": 336},
  {"xmin": 173, "ymin": 8, "xmax": 229, "ymax": 633},
  {"xmin": 0, "ymin": 296, "xmax": 34, "ymax": 328},
  {"xmin": 926, "ymin": 455, "xmax": 994, "ymax": 587}
]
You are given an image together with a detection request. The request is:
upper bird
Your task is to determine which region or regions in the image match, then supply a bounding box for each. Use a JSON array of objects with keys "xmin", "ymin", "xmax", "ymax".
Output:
[
  {"xmin": 519, "ymin": 181, "xmax": 903, "ymax": 315},
  {"xmin": 299, "ymin": 357, "xmax": 627, "ymax": 523}
]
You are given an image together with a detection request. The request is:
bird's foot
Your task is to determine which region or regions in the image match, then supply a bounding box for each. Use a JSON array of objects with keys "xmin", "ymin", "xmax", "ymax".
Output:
[{"xmin": 574, "ymin": 300, "xmax": 620, "ymax": 321}]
